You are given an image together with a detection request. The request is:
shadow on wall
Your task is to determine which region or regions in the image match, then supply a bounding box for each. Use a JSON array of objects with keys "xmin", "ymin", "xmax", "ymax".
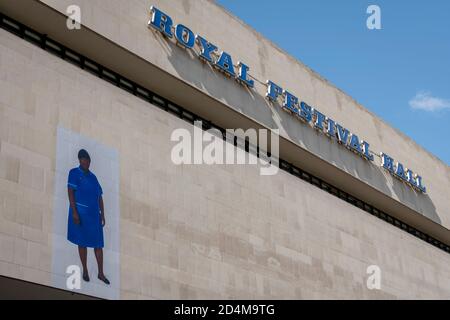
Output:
[
  {"xmin": 327, "ymin": 135, "xmax": 440, "ymax": 225},
  {"xmin": 153, "ymin": 29, "xmax": 272, "ymax": 124},
  {"xmin": 150, "ymin": 27, "xmax": 441, "ymax": 227}
]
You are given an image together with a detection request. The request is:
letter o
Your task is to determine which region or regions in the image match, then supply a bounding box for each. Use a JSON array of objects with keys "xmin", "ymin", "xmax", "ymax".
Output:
[{"xmin": 175, "ymin": 24, "xmax": 195, "ymax": 49}]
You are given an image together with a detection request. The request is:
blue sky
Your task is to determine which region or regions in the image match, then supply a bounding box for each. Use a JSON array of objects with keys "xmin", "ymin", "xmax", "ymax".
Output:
[{"xmin": 216, "ymin": 0, "xmax": 450, "ymax": 165}]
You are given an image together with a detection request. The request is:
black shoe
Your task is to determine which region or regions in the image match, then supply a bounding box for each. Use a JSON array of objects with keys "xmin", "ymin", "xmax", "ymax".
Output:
[
  {"xmin": 83, "ymin": 273, "xmax": 90, "ymax": 282},
  {"xmin": 98, "ymin": 275, "xmax": 110, "ymax": 285}
]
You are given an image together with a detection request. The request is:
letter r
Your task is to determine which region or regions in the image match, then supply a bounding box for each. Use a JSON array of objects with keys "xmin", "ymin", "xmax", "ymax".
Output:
[{"xmin": 149, "ymin": 6, "xmax": 173, "ymax": 38}]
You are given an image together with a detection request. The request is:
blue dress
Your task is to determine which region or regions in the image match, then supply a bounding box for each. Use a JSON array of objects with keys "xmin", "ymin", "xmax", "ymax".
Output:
[{"xmin": 67, "ymin": 166, "xmax": 104, "ymax": 248}]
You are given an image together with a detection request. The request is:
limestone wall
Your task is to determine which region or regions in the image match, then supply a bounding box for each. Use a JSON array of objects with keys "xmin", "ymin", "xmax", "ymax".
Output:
[{"xmin": 1, "ymin": 27, "xmax": 450, "ymax": 299}]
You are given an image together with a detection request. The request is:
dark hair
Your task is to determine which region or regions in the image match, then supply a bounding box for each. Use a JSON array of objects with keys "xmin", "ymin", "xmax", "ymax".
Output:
[{"xmin": 78, "ymin": 149, "xmax": 91, "ymax": 161}]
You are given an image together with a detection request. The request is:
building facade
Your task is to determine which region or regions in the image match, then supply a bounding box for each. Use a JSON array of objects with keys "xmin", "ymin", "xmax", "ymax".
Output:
[{"xmin": 0, "ymin": 0, "xmax": 449, "ymax": 299}]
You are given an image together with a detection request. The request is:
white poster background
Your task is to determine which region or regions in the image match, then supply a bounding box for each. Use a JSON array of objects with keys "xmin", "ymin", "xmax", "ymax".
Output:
[{"xmin": 52, "ymin": 126, "xmax": 120, "ymax": 299}]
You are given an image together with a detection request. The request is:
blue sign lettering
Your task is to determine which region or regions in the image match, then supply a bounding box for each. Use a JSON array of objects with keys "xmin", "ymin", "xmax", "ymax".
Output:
[
  {"xmin": 216, "ymin": 51, "xmax": 236, "ymax": 77},
  {"xmin": 149, "ymin": 6, "xmax": 173, "ymax": 38},
  {"xmin": 147, "ymin": 5, "xmax": 426, "ymax": 193},
  {"xmin": 175, "ymin": 24, "xmax": 195, "ymax": 49},
  {"xmin": 266, "ymin": 80, "xmax": 283, "ymax": 102},
  {"xmin": 196, "ymin": 35, "xmax": 217, "ymax": 63},
  {"xmin": 237, "ymin": 62, "xmax": 254, "ymax": 88}
]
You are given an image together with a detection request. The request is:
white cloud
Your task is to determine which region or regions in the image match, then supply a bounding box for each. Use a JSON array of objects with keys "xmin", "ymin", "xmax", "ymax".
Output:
[{"xmin": 409, "ymin": 91, "xmax": 450, "ymax": 112}]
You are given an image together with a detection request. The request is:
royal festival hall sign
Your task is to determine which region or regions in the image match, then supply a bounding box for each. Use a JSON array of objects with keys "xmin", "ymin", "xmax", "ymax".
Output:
[{"xmin": 148, "ymin": 6, "xmax": 426, "ymax": 193}]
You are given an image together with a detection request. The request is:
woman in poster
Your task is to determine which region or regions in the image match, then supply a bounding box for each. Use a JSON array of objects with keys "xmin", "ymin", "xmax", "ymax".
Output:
[{"xmin": 67, "ymin": 149, "xmax": 110, "ymax": 285}]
